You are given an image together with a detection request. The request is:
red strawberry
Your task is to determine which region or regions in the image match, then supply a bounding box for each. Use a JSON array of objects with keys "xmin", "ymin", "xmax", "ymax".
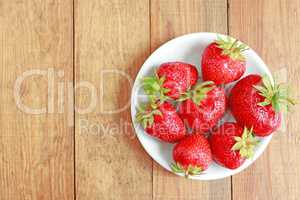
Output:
[
  {"xmin": 178, "ymin": 81, "xmax": 226, "ymax": 133},
  {"xmin": 201, "ymin": 36, "xmax": 248, "ymax": 84},
  {"xmin": 229, "ymin": 74, "xmax": 295, "ymax": 136},
  {"xmin": 171, "ymin": 134, "xmax": 212, "ymax": 177},
  {"xmin": 143, "ymin": 62, "xmax": 198, "ymax": 100},
  {"xmin": 136, "ymin": 101, "xmax": 186, "ymax": 143},
  {"xmin": 210, "ymin": 122, "xmax": 259, "ymax": 169}
]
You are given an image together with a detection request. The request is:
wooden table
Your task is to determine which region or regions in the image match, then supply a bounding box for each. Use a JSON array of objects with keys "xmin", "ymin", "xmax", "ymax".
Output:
[{"xmin": 0, "ymin": 0, "xmax": 299, "ymax": 199}]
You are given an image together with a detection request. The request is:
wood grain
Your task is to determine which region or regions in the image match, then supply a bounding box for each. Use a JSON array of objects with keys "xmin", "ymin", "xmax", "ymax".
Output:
[
  {"xmin": 229, "ymin": 0, "xmax": 300, "ymax": 199},
  {"xmin": 151, "ymin": 1, "xmax": 231, "ymax": 200},
  {"xmin": 0, "ymin": 0, "xmax": 74, "ymax": 199},
  {"xmin": 74, "ymin": 0, "xmax": 152, "ymax": 199}
]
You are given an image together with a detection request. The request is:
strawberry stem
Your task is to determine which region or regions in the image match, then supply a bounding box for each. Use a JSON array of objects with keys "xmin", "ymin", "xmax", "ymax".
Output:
[
  {"xmin": 135, "ymin": 103, "xmax": 162, "ymax": 129},
  {"xmin": 231, "ymin": 127, "xmax": 259, "ymax": 159},
  {"xmin": 142, "ymin": 73, "xmax": 170, "ymax": 103},
  {"xmin": 178, "ymin": 81, "xmax": 215, "ymax": 105},
  {"xmin": 215, "ymin": 35, "xmax": 248, "ymax": 61},
  {"xmin": 170, "ymin": 162, "xmax": 203, "ymax": 178},
  {"xmin": 229, "ymin": 39, "xmax": 238, "ymax": 50},
  {"xmin": 253, "ymin": 75, "xmax": 297, "ymax": 112}
]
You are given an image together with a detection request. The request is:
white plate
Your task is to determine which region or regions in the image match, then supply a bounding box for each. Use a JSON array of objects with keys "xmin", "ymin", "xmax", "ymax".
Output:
[{"xmin": 130, "ymin": 32, "xmax": 273, "ymax": 180}]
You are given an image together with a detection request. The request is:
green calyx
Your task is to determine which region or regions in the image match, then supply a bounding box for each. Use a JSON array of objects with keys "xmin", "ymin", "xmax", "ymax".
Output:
[
  {"xmin": 215, "ymin": 35, "xmax": 249, "ymax": 61},
  {"xmin": 178, "ymin": 81, "xmax": 215, "ymax": 105},
  {"xmin": 253, "ymin": 75, "xmax": 297, "ymax": 112},
  {"xmin": 135, "ymin": 103, "xmax": 162, "ymax": 129},
  {"xmin": 142, "ymin": 74, "xmax": 170, "ymax": 103},
  {"xmin": 170, "ymin": 162, "xmax": 202, "ymax": 178},
  {"xmin": 231, "ymin": 127, "xmax": 259, "ymax": 159}
]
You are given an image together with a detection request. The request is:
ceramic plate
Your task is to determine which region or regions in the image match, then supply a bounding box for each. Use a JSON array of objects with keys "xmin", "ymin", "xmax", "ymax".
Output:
[{"xmin": 130, "ymin": 32, "xmax": 273, "ymax": 180}]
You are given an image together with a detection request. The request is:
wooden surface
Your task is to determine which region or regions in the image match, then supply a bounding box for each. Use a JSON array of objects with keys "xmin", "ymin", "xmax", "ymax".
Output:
[
  {"xmin": 0, "ymin": 0, "xmax": 74, "ymax": 199},
  {"xmin": 75, "ymin": 0, "xmax": 152, "ymax": 199},
  {"xmin": 0, "ymin": 0, "xmax": 299, "ymax": 199}
]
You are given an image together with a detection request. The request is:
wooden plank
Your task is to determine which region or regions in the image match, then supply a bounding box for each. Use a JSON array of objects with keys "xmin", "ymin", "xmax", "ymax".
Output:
[
  {"xmin": 74, "ymin": 0, "xmax": 152, "ymax": 199},
  {"xmin": 0, "ymin": 0, "xmax": 74, "ymax": 199},
  {"xmin": 229, "ymin": 0, "xmax": 300, "ymax": 199},
  {"xmin": 151, "ymin": 0, "xmax": 231, "ymax": 200}
]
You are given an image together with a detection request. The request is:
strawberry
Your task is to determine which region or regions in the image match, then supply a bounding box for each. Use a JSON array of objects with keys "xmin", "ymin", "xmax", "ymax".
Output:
[
  {"xmin": 143, "ymin": 62, "xmax": 198, "ymax": 100},
  {"xmin": 210, "ymin": 122, "xmax": 259, "ymax": 169},
  {"xmin": 229, "ymin": 74, "xmax": 296, "ymax": 136},
  {"xmin": 136, "ymin": 101, "xmax": 186, "ymax": 143},
  {"xmin": 171, "ymin": 134, "xmax": 212, "ymax": 177},
  {"xmin": 201, "ymin": 35, "xmax": 248, "ymax": 85},
  {"xmin": 178, "ymin": 81, "xmax": 226, "ymax": 133}
]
